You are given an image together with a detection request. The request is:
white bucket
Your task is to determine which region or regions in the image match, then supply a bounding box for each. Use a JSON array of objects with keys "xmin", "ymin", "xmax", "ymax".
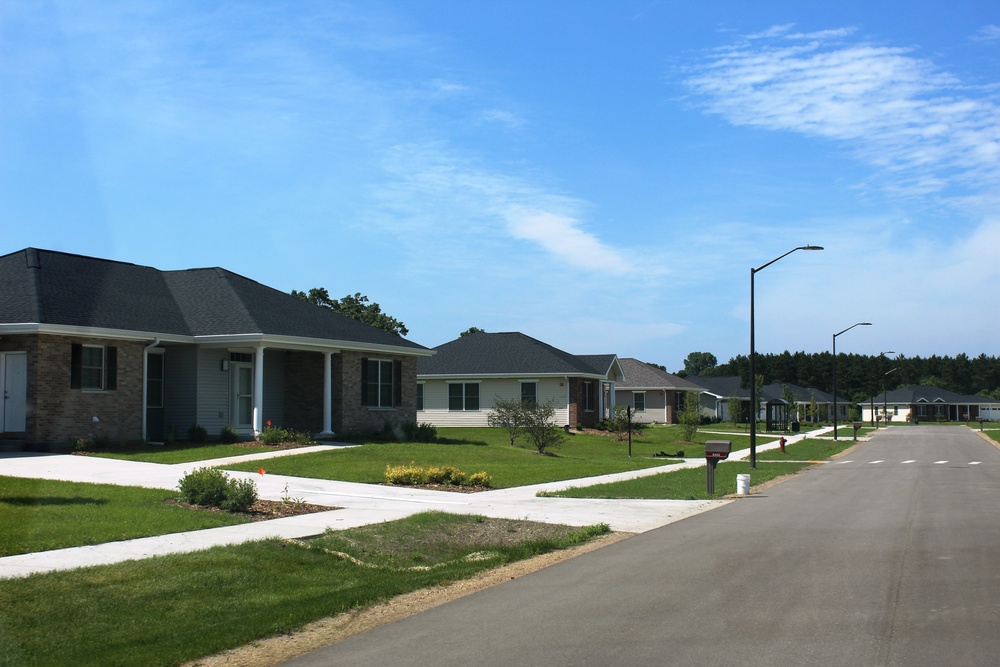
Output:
[{"xmin": 736, "ymin": 473, "xmax": 751, "ymax": 495}]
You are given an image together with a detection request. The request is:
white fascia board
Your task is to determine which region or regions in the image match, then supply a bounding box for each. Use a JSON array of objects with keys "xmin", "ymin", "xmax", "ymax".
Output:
[
  {"xmin": 417, "ymin": 372, "xmax": 601, "ymax": 381},
  {"xmin": 1, "ymin": 323, "xmax": 189, "ymax": 343},
  {"xmin": 193, "ymin": 333, "xmax": 433, "ymax": 357}
]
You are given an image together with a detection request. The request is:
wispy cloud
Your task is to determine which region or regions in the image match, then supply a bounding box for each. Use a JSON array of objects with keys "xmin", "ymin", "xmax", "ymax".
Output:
[
  {"xmin": 684, "ymin": 25, "xmax": 1000, "ymax": 209},
  {"xmin": 971, "ymin": 25, "xmax": 1000, "ymax": 43},
  {"xmin": 371, "ymin": 143, "xmax": 660, "ymax": 277},
  {"xmin": 478, "ymin": 108, "xmax": 526, "ymax": 129}
]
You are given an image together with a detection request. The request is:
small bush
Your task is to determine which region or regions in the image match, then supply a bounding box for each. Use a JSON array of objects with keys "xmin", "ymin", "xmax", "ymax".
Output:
[
  {"xmin": 178, "ymin": 467, "xmax": 229, "ymax": 507},
  {"xmin": 188, "ymin": 424, "xmax": 208, "ymax": 443},
  {"xmin": 219, "ymin": 425, "xmax": 240, "ymax": 444},
  {"xmin": 221, "ymin": 478, "xmax": 258, "ymax": 512},
  {"xmin": 72, "ymin": 438, "xmax": 89, "ymax": 452},
  {"xmin": 467, "ymin": 471, "xmax": 492, "ymax": 488},
  {"xmin": 402, "ymin": 421, "xmax": 438, "ymax": 442},
  {"xmin": 385, "ymin": 463, "xmax": 428, "ymax": 485},
  {"xmin": 259, "ymin": 423, "xmax": 293, "ymax": 446}
]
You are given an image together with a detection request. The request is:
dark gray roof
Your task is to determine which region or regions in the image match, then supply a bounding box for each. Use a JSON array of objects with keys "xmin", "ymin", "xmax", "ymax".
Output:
[
  {"xmin": 873, "ymin": 385, "xmax": 998, "ymax": 405},
  {"xmin": 0, "ymin": 248, "xmax": 427, "ymax": 351},
  {"xmin": 763, "ymin": 382, "xmax": 845, "ymax": 405},
  {"xmin": 617, "ymin": 358, "xmax": 705, "ymax": 391},
  {"xmin": 576, "ymin": 354, "xmax": 620, "ymax": 377},
  {"xmin": 694, "ymin": 376, "xmax": 786, "ymax": 402},
  {"xmin": 417, "ymin": 332, "xmax": 612, "ymax": 377}
]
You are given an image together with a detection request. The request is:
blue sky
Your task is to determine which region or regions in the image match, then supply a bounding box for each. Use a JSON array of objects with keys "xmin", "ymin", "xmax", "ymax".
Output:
[{"xmin": 3, "ymin": 1, "xmax": 999, "ymax": 371}]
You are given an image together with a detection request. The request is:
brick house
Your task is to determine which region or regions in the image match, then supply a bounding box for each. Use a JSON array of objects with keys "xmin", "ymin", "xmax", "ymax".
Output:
[
  {"xmin": 415, "ymin": 331, "xmax": 622, "ymax": 428},
  {"xmin": 0, "ymin": 248, "xmax": 431, "ymax": 450}
]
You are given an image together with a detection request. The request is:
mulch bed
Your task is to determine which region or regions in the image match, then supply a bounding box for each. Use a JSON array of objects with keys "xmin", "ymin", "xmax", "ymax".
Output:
[{"xmin": 167, "ymin": 498, "xmax": 338, "ymax": 521}]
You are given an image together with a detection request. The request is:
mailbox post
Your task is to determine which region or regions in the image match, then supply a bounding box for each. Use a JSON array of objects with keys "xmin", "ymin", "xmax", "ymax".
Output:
[
  {"xmin": 852, "ymin": 421, "xmax": 863, "ymax": 442},
  {"xmin": 705, "ymin": 440, "xmax": 732, "ymax": 495}
]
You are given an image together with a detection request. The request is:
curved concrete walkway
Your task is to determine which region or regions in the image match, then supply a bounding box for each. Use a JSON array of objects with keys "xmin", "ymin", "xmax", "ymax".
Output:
[{"xmin": 0, "ymin": 427, "xmax": 831, "ymax": 579}]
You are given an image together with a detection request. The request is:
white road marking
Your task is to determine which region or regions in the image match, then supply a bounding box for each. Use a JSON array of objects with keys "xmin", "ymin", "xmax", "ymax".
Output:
[
  {"xmin": 934, "ymin": 460, "xmax": 948, "ymax": 465},
  {"xmin": 902, "ymin": 460, "xmax": 916, "ymax": 464},
  {"xmin": 869, "ymin": 460, "xmax": 884, "ymax": 464},
  {"xmin": 970, "ymin": 461, "xmax": 982, "ymax": 465}
]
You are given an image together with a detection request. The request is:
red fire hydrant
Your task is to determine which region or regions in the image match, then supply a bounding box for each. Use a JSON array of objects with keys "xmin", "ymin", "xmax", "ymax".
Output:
[{"xmin": 779, "ymin": 436, "xmax": 787, "ymax": 453}]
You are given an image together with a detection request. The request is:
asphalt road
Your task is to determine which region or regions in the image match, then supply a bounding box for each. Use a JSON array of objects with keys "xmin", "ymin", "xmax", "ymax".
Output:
[{"xmin": 280, "ymin": 426, "xmax": 1000, "ymax": 667}]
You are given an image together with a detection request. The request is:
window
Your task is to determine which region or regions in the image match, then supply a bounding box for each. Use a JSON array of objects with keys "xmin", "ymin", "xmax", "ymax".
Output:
[
  {"xmin": 448, "ymin": 383, "xmax": 480, "ymax": 411},
  {"xmin": 416, "ymin": 383, "xmax": 424, "ymax": 411},
  {"xmin": 583, "ymin": 381, "xmax": 595, "ymax": 412},
  {"xmin": 520, "ymin": 381, "xmax": 537, "ymax": 407},
  {"xmin": 634, "ymin": 392, "xmax": 646, "ymax": 412},
  {"xmin": 71, "ymin": 343, "xmax": 117, "ymax": 391},
  {"xmin": 361, "ymin": 358, "xmax": 401, "ymax": 408}
]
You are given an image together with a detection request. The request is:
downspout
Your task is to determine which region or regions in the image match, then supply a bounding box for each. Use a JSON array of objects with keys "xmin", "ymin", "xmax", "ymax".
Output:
[
  {"xmin": 142, "ymin": 338, "xmax": 160, "ymax": 442},
  {"xmin": 565, "ymin": 376, "xmax": 571, "ymax": 427}
]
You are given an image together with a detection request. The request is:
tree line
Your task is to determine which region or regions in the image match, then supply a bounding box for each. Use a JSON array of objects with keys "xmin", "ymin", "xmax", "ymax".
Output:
[{"xmin": 684, "ymin": 351, "xmax": 1000, "ymax": 403}]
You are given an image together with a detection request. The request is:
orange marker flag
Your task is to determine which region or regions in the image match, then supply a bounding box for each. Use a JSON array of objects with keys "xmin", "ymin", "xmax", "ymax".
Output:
[{"xmin": 259, "ymin": 467, "xmax": 266, "ymax": 476}]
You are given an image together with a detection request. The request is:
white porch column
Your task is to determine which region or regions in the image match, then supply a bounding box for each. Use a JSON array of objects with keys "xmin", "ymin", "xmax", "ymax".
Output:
[
  {"xmin": 318, "ymin": 351, "xmax": 335, "ymax": 438},
  {"xmin": 253, "ymin": 346, "xmax": 265, "ymax": 436}
]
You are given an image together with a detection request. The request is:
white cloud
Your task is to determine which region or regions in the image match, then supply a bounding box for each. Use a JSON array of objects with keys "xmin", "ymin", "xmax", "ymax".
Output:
[
  {"xmin": 479, "ymin": 108, "xmax": 526, "ymax": 129},
  {"xmin": 684, "ymin": 27, "xmax": 1000, "ymax": 210},
  {"xmin": 972, "ymin": 25, "xmax": 1000, "ymax": 43}
]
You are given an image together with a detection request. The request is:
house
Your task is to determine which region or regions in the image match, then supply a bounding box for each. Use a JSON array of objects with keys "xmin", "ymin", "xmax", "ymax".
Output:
[
  {"xmin": 415, "ymin": 332, "xmax": 622, "ymax": 428},
  {"xmin": 862, "ymin": 385, "xmax": 1000, "ymax": 424},
  {"xmin": 613, "ymin": 358, "xmax": 706, "ymax": 424},
  {"xmin": 762, "ymin": 383, "xmax": 847, "ymax": 423},
  {"xmin": 694, "ymin": 376, "xmax": 789, "ymax": 429},
  {"xmin": 0, "ymin": 248, "xmax": 431, "ymax": 450}
]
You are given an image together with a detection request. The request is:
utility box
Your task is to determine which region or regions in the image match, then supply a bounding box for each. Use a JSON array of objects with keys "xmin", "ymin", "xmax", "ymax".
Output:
[{"xmin": 705, "ymin": 440, "xmax": 732, "ymax": 460}]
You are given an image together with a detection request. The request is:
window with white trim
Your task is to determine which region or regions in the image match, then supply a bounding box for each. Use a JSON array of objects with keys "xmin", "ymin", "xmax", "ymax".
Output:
[
  {"xmin": 416, "ymin": 383, "xmax": 424, "ymax": 411},
  {"xmin": 448, "ymin": 383, "xmax": 480, "ymax": 411},
  {"xmin": 520, "ymin": 381, "xmax": 537, "ymax": 407},
  {"xmin": 634, "ymin": 392, "xmax": 646, "ymax": 412},
  {"xmin": 583, "ymin": 381, "xmax": 596, "ymax": 412},
  {"xmin": 362, "ymin": 358, "xmax": 401, "ymax": 408},
  {"xmin": 71, "ymin": 343, "xmax": 117, "ymax": 391}
]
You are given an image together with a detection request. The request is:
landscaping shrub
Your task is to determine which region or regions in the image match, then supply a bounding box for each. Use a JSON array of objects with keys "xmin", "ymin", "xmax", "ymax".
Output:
[
  {"xmin": 384, "ymin": 463, "xmax": 489, "ymax": 488},
  {"xmin": 221, "ymin": 478, "xmax": 258, "ymax": 512},
  {"xmin": 188, "ymin": 424, "xmax": 208, "ymax": 443},
  {"xmin": 402, "ymin": 421, "xmax": 438, "ymax": 442},
  {"xmin": 467, "ymin": 471, "xmax": 493, "ymax": 488},
  {"xmin": 178, "ymin": 467, "xmax": 230, "ymax": 507},
  {"xmin": 178, "ymin": 467, "xmax": 259, "ymax": 512},
  {"xmin": 384, "ymin": 463, "xmax": 428, "ymax": 485},
  {"xmin": 259, "ymin": 422, "xmax": 293, "ymax": 445},
  {"xmin": 219, "ymin": 424, "xmax": 240, "ymax": 444}
]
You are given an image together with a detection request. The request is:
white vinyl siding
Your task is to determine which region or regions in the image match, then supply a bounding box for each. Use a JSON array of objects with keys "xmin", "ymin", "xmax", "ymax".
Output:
[{"xmin": 417, "ymin": 378, "xmax": 568, "ymax": 427}]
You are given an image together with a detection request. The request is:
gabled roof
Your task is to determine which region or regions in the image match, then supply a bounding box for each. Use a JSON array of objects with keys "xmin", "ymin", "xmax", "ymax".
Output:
[
  {"xmin": 763, "ymin": 382, "xmax": 846, "ymax": 405},
  {"xmin": 617, "ymin": 358, "xmax": 705, "ymax": 392},
  {"xmin": 694, "ymin": 376, "xmax": 786, "ymax": 402},
  {"xmin": 416, "ymin": 332, "xmax": 615, "ymax": 378},
  {"xmin": 873, "ymin": 385, "xmax": 999, "ymax": 405},
  {"xmin": 0, "ymin": 248, "xmax": 428, "ymax": 353}
]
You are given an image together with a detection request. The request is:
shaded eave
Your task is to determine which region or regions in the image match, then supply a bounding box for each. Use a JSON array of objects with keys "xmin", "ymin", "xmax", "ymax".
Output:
[
  {"xmin": 418, "ymin": 371, "xmax": 609, "ymax": 381},
  {"xmin": 2, "ymin": 323, "xmax": 435, "ymax": 357}
]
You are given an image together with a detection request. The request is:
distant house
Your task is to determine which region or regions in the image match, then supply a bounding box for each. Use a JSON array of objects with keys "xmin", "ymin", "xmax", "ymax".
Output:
[
  {"xmin": 694, "ymin": 376, "xmax": 789, "ymax": 430},
  {"xmin": 613, "ymin": 358, "xmax": 706, "ymax": 424},
  {"xmin": 862, "ymin": 385, "xmax": 1000, "ymax": 423},
  {"xmin": 763, "ymin": 383, "xmax": 848, "ymax": 423},
  {"xmin": 0, "ymin": 248, "xmax": 431, "ymax": 450},
  {"xmin": 416, "ymin": 332, "xmax": 622, "ymax": 428}
]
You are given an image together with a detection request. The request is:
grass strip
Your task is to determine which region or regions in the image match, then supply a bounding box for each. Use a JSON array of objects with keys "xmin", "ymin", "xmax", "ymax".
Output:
[
  {"xmin": 0, "ymin": 513, "xmax": 609, "ymax": 667},
  {"xmin": 540, "ymin": 461, "xmax": 812, "ymax": 500},
  {"xmin": 0, "ymin": 476, "xmax": 248, "ymax": 556},
  {"xmin": 85, "ymin": 442, "xmax": 279, "ymax": 464},
  {"xmin": 223, "ymin": 426, "xmax": 773, "ymax": 488},
  {"xmin": 754, "ymin": 437, "xmax": 856, "ymax": 461}
]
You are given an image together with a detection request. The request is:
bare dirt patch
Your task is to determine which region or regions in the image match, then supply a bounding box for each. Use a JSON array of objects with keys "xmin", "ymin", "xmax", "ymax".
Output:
[
  {"xmin": 182, "ymin": 531, "xmax": 631, "ymax": 667},
  {"xmin": 166, "ymin": 498, "xmax": 337, "ymax": 521}
]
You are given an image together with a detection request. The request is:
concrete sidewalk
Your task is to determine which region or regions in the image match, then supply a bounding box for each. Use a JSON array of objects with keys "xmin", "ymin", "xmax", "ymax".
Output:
[{"xmin": 0, "ymin": 428, "xmax": 829, "ymax": 579}]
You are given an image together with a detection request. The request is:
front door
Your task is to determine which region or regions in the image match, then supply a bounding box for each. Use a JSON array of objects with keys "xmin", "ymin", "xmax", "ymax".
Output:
[
  {"xmin": 231, "ymin": 363, "xmax": 254, "ymax": 434},
  {"xmin": 2, "ymin": 352, "xmax": 28, "ymax": 433}
]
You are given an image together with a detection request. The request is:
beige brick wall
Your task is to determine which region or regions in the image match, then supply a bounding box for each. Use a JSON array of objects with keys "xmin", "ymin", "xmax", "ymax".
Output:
[{"xmin": 336, "ymin": 350, "xmax": 417, "ymax": 435}]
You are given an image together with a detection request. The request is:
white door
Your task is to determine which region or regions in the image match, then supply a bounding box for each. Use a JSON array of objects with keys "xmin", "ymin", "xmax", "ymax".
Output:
[
  {"xmin": 231, "ymin": 363, "xmax": 254, "ymax": 433},
  {"xmin": 2, "ymin": 352, "xmax": 27, "ymax": 432}
]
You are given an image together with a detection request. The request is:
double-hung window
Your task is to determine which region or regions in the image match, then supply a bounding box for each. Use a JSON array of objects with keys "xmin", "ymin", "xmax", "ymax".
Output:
[
  {"xmin": 583, "ymin": 381, "xmax": 596, "ymax": 412},
  {"xmin": 71, "ymin": 343, "xmax": 117, "ymax": 391},
  {"xmin": 362, "ymin": 358, "xmax": 401, "ymax": 408},
  {"xmin": 520, "ymin": 381, "xmax": 537, "ymax": 407},
  {"xmin": 448, "ymin": 383, "xmax": 480, "ymax": 411},
  {"xmin": 634, "ymin": 392, "xmax": 646, "ymax": 412}
]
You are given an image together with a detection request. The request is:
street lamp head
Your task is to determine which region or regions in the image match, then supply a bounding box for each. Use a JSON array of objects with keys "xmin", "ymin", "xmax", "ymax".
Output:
[{"xmin": 799, "ymin": 245, "xmax": 824, "ymax": 251}]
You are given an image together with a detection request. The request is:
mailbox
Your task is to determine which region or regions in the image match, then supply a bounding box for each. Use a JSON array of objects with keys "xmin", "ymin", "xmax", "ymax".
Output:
[{"xmin": 705, "ymin": 440, "xmax": 731, "ymax": 460}]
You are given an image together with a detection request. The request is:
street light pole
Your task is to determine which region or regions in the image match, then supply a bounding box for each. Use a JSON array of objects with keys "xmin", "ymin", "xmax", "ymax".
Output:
[
  {"xmin": 749, "ymin": 245, "xmax": 823, "ymax": 468},
  {"xmin": 874, "ymin": 351, "xmax": 894, "ymax": 428},
  {"xmin": 832, "ymin": 322, "xmax": 872, "ymax": 440},
  {"xmin": 884, "ymin": 366, "xmax": 898, "ymax": 426}
]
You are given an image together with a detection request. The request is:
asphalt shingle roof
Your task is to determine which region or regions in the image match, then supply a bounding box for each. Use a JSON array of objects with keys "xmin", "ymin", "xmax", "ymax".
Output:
[
  {"xmin": 0, "ymin": 248, "xmax": 427, "ymax": 350},
  {"xmin": 617, "ymin": 358, "xmax": 705, "ymax": 391},
  {"xmin": 417, "ymin": 332, "xmax": 611, "ymax": 377}
]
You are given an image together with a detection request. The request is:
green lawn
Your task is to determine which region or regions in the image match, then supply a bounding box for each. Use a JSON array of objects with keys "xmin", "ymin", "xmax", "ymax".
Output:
[
  {"xmin": 0, "ymin": 513, "xmax": 608, "ymax": 667},
  {"xmin": 0, "ymin": 476, "xmax": 250, "ymax": 556},
  {"xmin": 541, "ymin": 460, "xmax": 812, "ymax": 500},
  {"xmin": 222, "ymin": 426, "xmax": 769, "ymax": 488},
  {"xmin": 85, "ymin": 442, "xmax": 281, "ymax": 464}
]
